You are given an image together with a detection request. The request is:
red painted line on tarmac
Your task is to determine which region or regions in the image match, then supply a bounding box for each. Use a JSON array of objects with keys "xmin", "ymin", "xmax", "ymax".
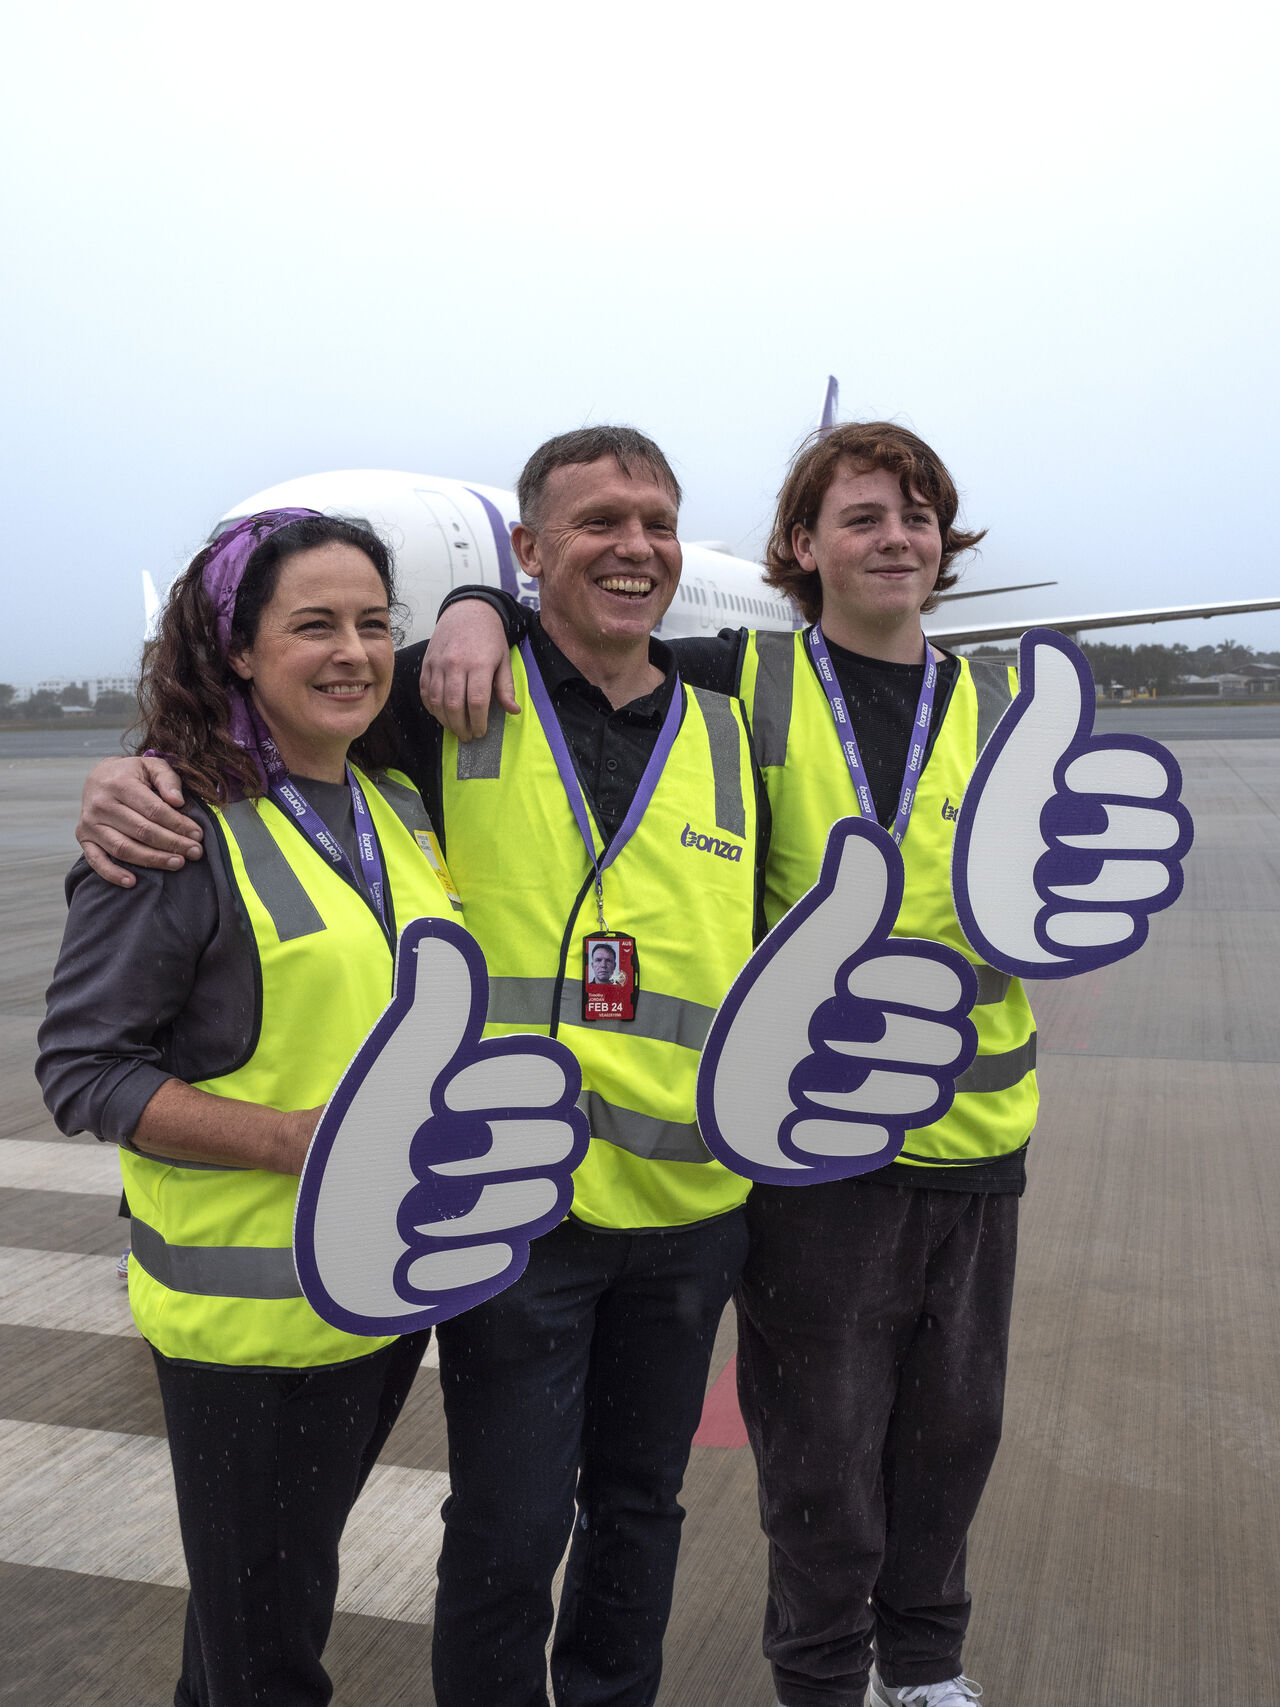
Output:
[{"xmin": 692, "ymin": 1353, "xmax": 748, "ymax": 1449}]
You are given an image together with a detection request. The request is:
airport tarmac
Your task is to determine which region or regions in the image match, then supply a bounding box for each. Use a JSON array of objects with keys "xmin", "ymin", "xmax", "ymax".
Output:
[{"xmin": 2, "ymin": 720, "xmax": 1278, "ymax": 1705}]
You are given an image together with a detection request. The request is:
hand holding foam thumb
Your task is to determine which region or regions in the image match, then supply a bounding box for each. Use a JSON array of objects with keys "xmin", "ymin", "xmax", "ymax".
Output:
[
  {"xmin": 952, "ymin": 630, "xmax": 1193, "ymax": 978},
  {"xmin": 295, "ymin": 918, "xmax": 588, "ymax": 1333},
  {"xmin": 696, "ymin": 818, "xmax": 977, "ymax": 1186}
]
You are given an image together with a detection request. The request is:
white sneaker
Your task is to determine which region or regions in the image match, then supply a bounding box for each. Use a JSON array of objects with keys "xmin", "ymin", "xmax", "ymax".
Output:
[{"xmin": 868, "ymin": 1671, "xmax": 982, "ymax": 1706}]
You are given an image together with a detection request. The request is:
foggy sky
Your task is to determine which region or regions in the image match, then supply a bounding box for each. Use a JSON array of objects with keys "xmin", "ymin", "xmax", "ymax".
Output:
[{"xmin": 3, "ymin": 0, "xmax": 1277, "ymax": 681}]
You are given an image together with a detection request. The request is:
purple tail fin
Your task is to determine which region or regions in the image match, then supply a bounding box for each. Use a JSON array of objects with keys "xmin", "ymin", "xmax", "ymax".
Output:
[{"xmin": 819, "ymin": 375, "xmax": 839, "ymax": 436}]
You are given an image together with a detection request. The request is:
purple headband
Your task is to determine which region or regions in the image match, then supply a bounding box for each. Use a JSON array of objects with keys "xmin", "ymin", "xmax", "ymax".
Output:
[
  {"xmin": 200, "ymin": 507, "xmax": 322, "ymax": 793},
  {"xmin": 202, "ymin": 508, "xmax": 321, "ymax": 656}
]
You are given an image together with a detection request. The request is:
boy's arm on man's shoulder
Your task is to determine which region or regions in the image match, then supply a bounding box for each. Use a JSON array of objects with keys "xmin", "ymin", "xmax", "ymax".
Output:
[
  {"xmin": 416, "ymin": 593, "xmax": 521, "ymax": 743},
  {"xmin": 438, "ymin": 585, "xmax": 529, "ymax": 645},
  {"xmin": 667, "ymin": 628, "xmax": 747, "ymax": 696}
]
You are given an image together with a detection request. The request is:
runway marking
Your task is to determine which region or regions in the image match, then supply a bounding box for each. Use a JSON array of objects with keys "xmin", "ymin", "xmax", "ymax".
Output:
[
  {"xmin": 0, "ymin": 1242, "xmax": 442, "ymax": 1362},
  {"xmin": 0, "ymin": 1138, "xmax": 123, "ymax": 1196},
  {"xmin": 691, "ymin": 1353, "xmax": 748, "ymax": 1449},
  {"xmin": 0, "ymin": 1246, "xmax": 135, "ymax": 1336},
  {"xmin": 0, "ymin": 1416, "xmax": 449, "ymax": 1625}
]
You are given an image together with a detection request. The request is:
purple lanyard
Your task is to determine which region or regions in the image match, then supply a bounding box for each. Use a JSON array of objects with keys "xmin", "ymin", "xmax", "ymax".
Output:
[
  {"xmin": 520, "ymin": 638, "xmax": 683, "ymax": 927},
  {"xmin": 269, "ymin": 768, "xmax": 390, "ymax": 937},
  {"xmin": 806, "ymin": 624, "xmax": 938, "ymax": 846}
]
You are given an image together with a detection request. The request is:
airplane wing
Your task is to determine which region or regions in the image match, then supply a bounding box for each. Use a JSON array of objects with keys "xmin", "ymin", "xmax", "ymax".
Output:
[
  {"xmin": 927, "ymin": 596, "xmax": 1280, "ymax": 647},
  {"xmin": 938, "ymin": 580, "xmax": 1055, "ymax": 604}
]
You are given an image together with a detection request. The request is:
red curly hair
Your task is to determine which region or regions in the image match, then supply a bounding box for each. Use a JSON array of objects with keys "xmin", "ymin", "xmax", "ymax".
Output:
[{"xmin": 764, "ymin": 421, "xmax": 986, "ymax": 624}]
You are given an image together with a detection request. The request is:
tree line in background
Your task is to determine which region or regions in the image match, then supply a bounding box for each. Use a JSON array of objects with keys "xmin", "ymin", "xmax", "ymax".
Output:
[
  {"xmin": 970, "ymin": 637, "xmax": 1280, "ymax": 695},
  {"xmin": 0, "ymin": 684, "xmax": 139, "ymax": 721},
  {"xmin": 3, "ymin": 638, "xmax": 1278, "ymax": 720}
]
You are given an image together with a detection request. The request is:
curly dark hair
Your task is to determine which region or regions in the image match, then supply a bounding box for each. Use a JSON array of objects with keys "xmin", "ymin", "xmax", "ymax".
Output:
[
  {"xmin": 764, "ymin": 421, "xmax": 987, "ymax": 624},
  {"xmin": 134, "ymin": 515, "xmax": 403, "ymax": 803}
]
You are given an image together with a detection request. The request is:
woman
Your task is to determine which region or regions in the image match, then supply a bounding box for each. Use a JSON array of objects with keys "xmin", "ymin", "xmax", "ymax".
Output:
[{"xmin": 37, "ymin": 509, "xmax": 459, "ymax": 1707}]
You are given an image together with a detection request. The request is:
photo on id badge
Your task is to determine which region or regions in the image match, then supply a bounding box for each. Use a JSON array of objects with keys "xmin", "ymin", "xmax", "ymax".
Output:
[{"xmin": 583, "ymin": 933, "xmax": 638, "ymax": 1022}]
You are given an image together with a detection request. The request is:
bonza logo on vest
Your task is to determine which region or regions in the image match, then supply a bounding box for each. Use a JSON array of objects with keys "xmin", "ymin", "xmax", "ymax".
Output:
[{"xmin": 681, "ymin": 823, "xmax": 744, "ymax": 863}]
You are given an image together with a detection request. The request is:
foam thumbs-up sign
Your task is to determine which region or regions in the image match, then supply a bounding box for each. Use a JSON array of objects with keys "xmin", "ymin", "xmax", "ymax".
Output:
[
  {"xmin": 294, "ymin": 917, "xmax": 589, "ymax": 1335},
  {"xmin": 951, "ymin": 629, "xmax": 1194, "ymax": 980},
  {"xmin": 695, "ymin": 817, "xmax": 978, "ymax": 1187}
]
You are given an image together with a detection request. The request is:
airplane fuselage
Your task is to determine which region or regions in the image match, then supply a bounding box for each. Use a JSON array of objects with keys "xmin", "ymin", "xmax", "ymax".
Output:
[
  {"xmin": 218, "ymin": 470, "xmax": 803, "ymax": 644},
  {"xmin": 217, "ymin": 467, "xmax": 1280, "ymax": 652}
]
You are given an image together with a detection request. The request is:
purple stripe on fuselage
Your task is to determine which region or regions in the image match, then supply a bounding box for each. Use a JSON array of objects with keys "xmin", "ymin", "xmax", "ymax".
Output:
[{"xmin": 466, "ymin": 487, "xmax": 520, "ymax": 598}]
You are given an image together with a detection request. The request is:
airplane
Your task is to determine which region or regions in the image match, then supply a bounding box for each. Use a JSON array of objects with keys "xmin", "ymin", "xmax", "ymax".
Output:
[
  {"xmin": 212, "ymin": 469, "xmax": 803, "ymax": 645},
  {"xmin": 193, "ymin": 379, "xmax": 1280, "ymax": 651}
]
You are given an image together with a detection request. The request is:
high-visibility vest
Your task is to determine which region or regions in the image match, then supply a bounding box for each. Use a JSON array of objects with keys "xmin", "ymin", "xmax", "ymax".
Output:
[
  {"xmin": 120, "ymin": 769, "xmax": 457, "ymax": 1368},
  {"xmin": 739, "ymin": 630, "xmax": 1038, "ymax": 1172},
  {"xmin": 441, "ymin": 648, "xmax": 757, "ymax": 1230}
]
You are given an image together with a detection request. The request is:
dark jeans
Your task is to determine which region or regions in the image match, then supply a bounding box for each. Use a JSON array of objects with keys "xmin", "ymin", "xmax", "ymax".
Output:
[
  {"xmin": 736, "ymin": 1181, "xmax": 1019, "ymax": 1707},
  {"xmin": 432, "ymin": 1210, "xmax": 749, "ymax": 1707},
  {"xmin": 152, "ymin": 1333, "xmax": 429, "ymax": 1707}
]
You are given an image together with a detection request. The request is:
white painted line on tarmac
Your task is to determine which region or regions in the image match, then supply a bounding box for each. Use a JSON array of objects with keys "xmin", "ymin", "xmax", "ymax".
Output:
[
  {"xmin": 0, "ymin": 1246, "xmax": 135, "ymax": 1335},
  {"xmin": 0, "ymin": 1417, "xmax": 449, "ymax": 1625},
  {"xmin": 0, "ymin": 1417, "xmax": 188, "ymax": 1587},
  {"xmin": 335, "ymin": 1459, "xmax": 449, "ymax": 1623},
  {"xmin": 0, "ymin": 1242, "xmax": 441, "ymax": 1362},
  {"xmin": 0, "ymin": 1138, "xmax": 122, "ymax": 1196}
]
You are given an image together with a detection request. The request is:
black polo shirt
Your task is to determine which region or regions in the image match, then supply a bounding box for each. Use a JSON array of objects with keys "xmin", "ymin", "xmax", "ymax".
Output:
[{"xmin": 387, "ymin": 618, "xmax": 770, "ymax": 941}]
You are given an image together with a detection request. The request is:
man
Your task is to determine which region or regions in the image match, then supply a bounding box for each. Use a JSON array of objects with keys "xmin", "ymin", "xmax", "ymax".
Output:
[
  {"xmin": 588, "ymin": 940, "xmax": 620, "ymax": 982},
  {"xmin": 74, "ymin": 426, "xmax": 764, "ymax": 1707},
  {"xmin": 425, "ymin": 421, "xmax": 1028, "ymax": 1707}
]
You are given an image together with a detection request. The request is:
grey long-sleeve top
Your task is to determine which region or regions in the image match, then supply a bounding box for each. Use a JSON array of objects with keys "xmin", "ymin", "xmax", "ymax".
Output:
[{"xmin": 36, "ymin": 778, "xmax": 364, "ymax": 1143}]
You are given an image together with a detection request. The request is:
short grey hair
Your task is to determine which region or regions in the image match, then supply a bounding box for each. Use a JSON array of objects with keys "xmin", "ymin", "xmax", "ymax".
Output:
[{"xmin": 516, "ymin": 426, "xmax": 683, "ymax": 527}]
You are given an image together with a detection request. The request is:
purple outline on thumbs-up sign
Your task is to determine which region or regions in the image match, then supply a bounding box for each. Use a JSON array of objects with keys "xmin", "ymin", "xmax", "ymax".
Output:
[
  {"xmin": 952, "ymin": 629, "xmax": 1194, "ymax": 980},
  {"xmin": 294, "ymin": 917, "xmax": 589, "ymax": 1336},
  {"xmin": 695, "ymin": 817, "xmax": 978, "ymax": 1187}
]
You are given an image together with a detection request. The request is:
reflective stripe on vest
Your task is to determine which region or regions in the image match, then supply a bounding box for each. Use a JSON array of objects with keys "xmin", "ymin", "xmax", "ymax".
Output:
[
  {"xmin": 221, "ymin": 797, "xmax": 324, "ymax": 941},
  {"xmin": 487, "ymin": 976, "xmax": 717, "ymax": 1051},
  {"xmin": 120, "ymin": 770, "xmax": 456, "ymax": 1368},
  {"xmin": 580, "ymin": 1095, "xmax": 706, "ymax": 1164},
  {"xmin": 442, "ymin": 652, "xmax": 756, "ymax": 1230},
  {"xmin": 377, "ymin": 771, "xmax": 438, "ymax": 837},
  {"xmin": 130, "ymin": 1215, "xmax": 301, "ymax": 1299},
  {"xmin": 739, "ymin": 631, "xmax": 1037, "ymax": 1170},
  {"xmin": 689, "ymin": 685, "xmax": 748, "ymax": 839}
]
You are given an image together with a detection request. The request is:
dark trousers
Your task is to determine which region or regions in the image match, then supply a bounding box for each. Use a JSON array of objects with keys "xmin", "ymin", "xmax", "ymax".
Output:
[
  {"xmin": 736, "ymin": 1181, "xmax": 1018, "ymax": 1707},
  {"xmin": 432, "ymin": 1210, "xmax": 749, "ymax": 1707},
  {"xmin": 151, "ymin": 1332, "xmax": 429, "ymax": 1707}
]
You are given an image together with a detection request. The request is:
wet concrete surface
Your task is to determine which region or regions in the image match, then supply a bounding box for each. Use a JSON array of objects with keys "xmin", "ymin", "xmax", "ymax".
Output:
[{"xmin": 2, "ymin": 740, "xmax": 1277, "ymax": 1704}]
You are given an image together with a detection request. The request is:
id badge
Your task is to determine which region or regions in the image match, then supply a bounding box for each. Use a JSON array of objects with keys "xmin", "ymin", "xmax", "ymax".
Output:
[
  {"xmin": 414, "ymin": 829, "xmax": 464, "ymax": 913},
  {"xmin": 582, "ymin": 932, "xmax": 639, "ymax": 1022}
]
